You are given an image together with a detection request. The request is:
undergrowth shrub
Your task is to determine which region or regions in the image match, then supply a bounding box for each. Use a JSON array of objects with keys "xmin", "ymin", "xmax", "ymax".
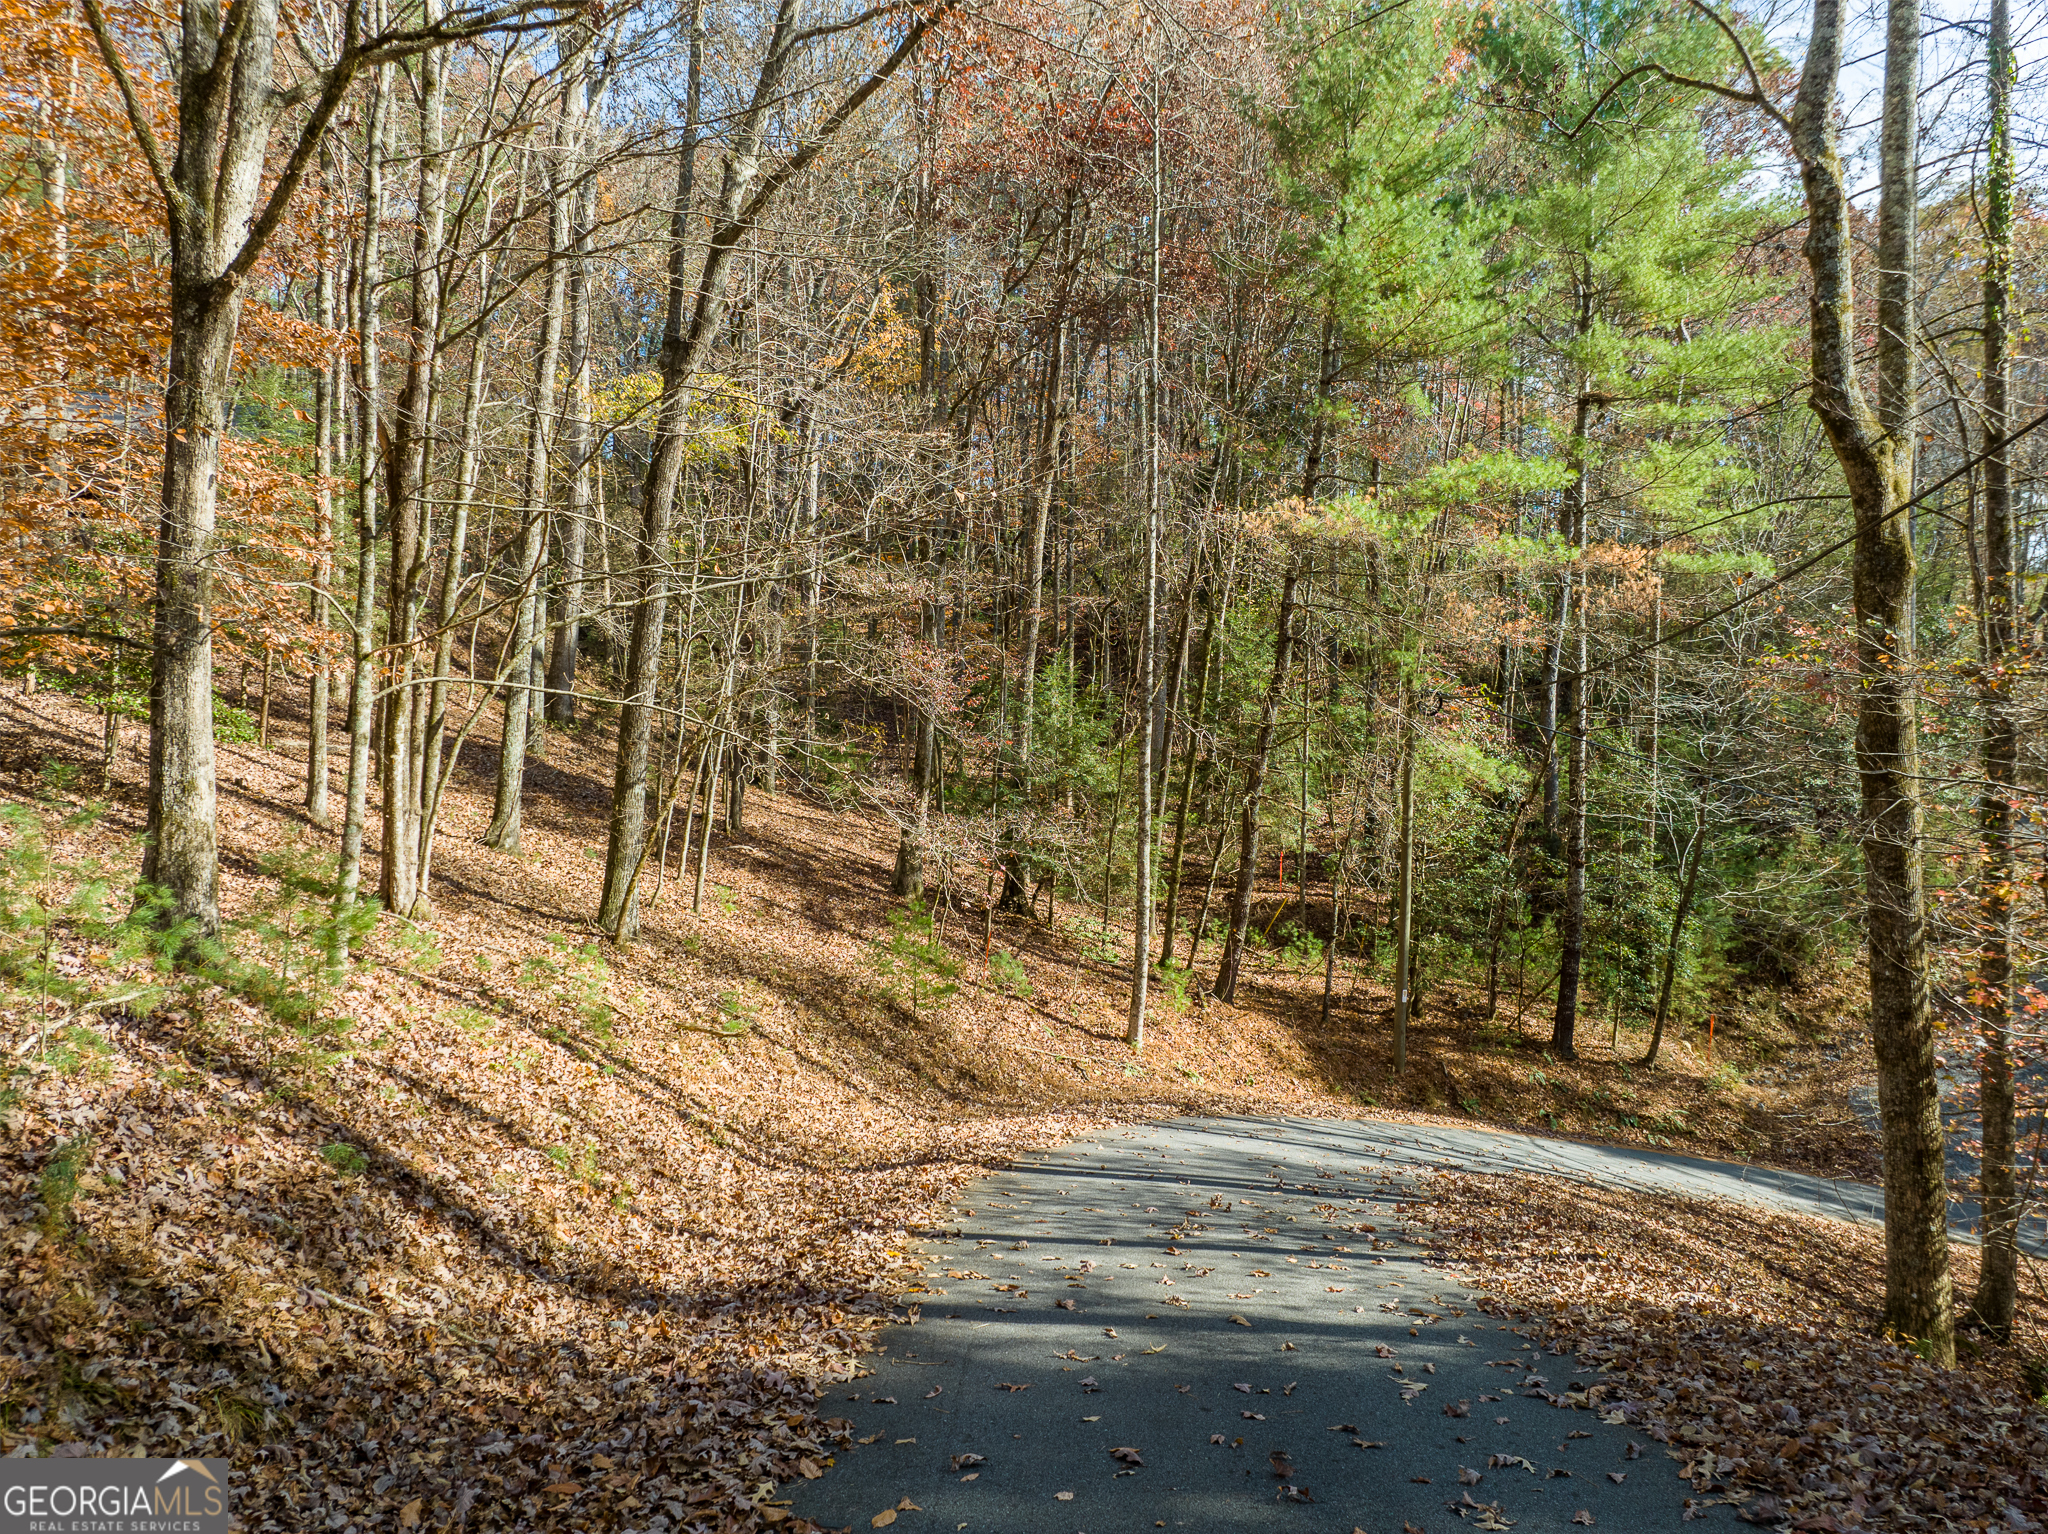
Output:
[
  {"xmin": 988, "ymin": 948, "xmax": 1031, "ymax": 998},
  {"xmin": 873, "ymin": 898, "xmax": 960, "ymax": 1019},
  {"xmin": 0, "ymin": 807, "xmax": 379, "ymax": 1065},
  {"xmin": 38, "ymin": 1133, "xmax": 91, "ymax": 1234}
]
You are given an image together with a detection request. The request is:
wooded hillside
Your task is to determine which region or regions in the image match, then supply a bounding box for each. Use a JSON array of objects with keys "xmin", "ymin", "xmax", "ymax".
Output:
[{"xmin": 3, "ymin": 0, "xmax": 2047, "ymax": 1524}]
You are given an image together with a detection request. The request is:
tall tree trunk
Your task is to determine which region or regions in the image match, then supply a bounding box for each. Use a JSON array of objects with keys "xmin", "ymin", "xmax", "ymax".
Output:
[
  {"xmin": 1970, "ymin": 0, "xmax": 2018, "ymax": 1340},
  {"xmin": 307, "ymin": 144, "xmax": 338, "ymax": 826},
  {"xmin": 336, "ymin": 64, "xmax": 390, "ymax": 932},
  {"xmin": 598, "ymin": 0, "xmax": 701, "ymax": 936},
  {"xmin": 1212, "ymin": 564, "xmax": 1300, "ymax": 1003},
  {"xmin": 1790, "ymin": 0, "xmax": 1953, "ymax": 1362},
  {"xmin": 484, "ymin": 99, "xmax": 578, "ymax": 850},
  {"xmin": 145, "ymin": 286, "xmax": 236, "ymax": 931},
  {"xmin": 1128, "ymin": 73, "xmax": 1163, "ymax": 1049},
  {"xmin": 379, "ymin": 15, "xmax": 450, "ymax": 917},
  {"xmin": 545, "ymin": 150, "xmax": 596, "ymax": 725},
  {"xmin": 1551, "ymin": 383, "xmax": 1592, "ymax": 1059}
]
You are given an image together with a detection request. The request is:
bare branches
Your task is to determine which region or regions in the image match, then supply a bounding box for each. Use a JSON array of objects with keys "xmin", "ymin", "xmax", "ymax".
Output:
[{"xmin": 74, "ymin": 0, "xmax": 178, "ymax": 215}]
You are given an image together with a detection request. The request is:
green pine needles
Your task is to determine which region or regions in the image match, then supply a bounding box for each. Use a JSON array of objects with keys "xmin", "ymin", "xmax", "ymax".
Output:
[{"xmin": 873, "ymin": 898, "xmax": 961, "ymax": 1019}]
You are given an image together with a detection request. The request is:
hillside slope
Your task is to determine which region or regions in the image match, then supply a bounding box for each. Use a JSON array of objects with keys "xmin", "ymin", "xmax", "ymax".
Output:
[{"xmin": 0, "ymin": 679, "xmax": 1879, "ymax": 1532}]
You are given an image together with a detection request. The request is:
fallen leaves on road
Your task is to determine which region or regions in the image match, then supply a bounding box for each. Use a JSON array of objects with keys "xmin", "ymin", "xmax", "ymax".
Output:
[{"xmin": 1449, "ymin": 1490, "xmax": 1516, "ymax": 1529}]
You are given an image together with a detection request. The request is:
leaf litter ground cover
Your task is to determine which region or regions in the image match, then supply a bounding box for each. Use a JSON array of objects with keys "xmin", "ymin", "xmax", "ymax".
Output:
[
  {"xmin": 1421, "ymin": 1171, "xmax": 2048, "ymax": 1531},
  {"xmin": 0, "ymin": 686, "xmax": 1983, "ymax": 1533},
  {"xmin": 0, "ymin": 687, "xmax": 1579, "ymax": 1533}
]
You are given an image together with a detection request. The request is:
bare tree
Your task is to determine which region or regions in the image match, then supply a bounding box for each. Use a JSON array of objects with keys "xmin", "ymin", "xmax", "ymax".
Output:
[{"xmin": 78, "ymin": 0, "xmax": 585, "ymax": 930}]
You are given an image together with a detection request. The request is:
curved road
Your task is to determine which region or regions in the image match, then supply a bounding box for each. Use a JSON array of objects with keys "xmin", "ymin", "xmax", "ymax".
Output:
[{"xmin": 790, "ymin": 1115, "xmax": 2013, "ymax": 1533}]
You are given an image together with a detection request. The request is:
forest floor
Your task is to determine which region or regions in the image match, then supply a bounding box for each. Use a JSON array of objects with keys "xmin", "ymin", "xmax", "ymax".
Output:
[{"xmin": 0, "ymin": 680, "xmax": 2033, "ymax": 1534}]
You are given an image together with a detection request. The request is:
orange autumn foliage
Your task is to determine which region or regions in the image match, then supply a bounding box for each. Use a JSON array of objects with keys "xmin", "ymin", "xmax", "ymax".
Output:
[{"xmin": 0, "ymin": 0, "xmax": 339, "ymax": 684}]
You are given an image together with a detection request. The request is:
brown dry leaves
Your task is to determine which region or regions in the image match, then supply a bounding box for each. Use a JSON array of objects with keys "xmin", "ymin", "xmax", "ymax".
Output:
[
  {"xmin": 0, "ymin": 687, "xmax": 1386, "ymax": 1534},
  {"xmin": 1422, "ymin": 1170, "xmax": 2048, "ymax": 1531}
]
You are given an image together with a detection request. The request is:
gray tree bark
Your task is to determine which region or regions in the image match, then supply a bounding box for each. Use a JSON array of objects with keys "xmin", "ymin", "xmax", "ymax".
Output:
[
  {"xmin": 1551, "ymin": 378, "xmax": 1592, "ymax": 1060},
  {"xmin": 1128, "ymin": 71, "xmax": 1163, "ymax": 1049},
  {"xmin": 484, "ymin": 80, "xmax": 580, "ymax": 850},
  {"xmin": 379, "ymin": 10, "xmax": 451, "ymax": 917},
  {"xmin": 545, "ymin": 108, "xmax": 599, "ymax": 726},
  {"xmin": 1391, "ymin": 676, "xmax": 1417, "ymax": 1072},
  {"xmin": 337, "ymin": 63, "xmax": 390, "ymax": 929},
  {"xmin": 1969, "ymin": 0, "xmax": 2019, "ymax": 1340},
  {"xmin": 1790, "ymin": 0, "xmax": 1953, "ymax": 1362},
  {"xmin": 307, "ymin": 143, "xmax": 338, "ymax": 826}
]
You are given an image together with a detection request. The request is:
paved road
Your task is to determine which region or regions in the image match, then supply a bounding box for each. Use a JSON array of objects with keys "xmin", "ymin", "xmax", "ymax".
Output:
[
  {"xmin": 789, "ymin": 1117, "xmax": 1766, "ymax": 1534},
  {"xmin": 1849, "ymin": 1067, "xmax": 2048, "ymax": 1250}
]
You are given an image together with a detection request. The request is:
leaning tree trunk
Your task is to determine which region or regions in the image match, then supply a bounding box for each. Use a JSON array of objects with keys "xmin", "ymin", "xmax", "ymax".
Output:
[
  {"xmin": 1790, "ymin": 0, "xmax": 1953, "ymax": 1363},
  {"xmin": 1211, "ymin": 563, "xmax": 1299, "ymax": 1003},
  {"xmin": 1970, "ymin": 0, "xmax": 2019, "ymax": 1341}
]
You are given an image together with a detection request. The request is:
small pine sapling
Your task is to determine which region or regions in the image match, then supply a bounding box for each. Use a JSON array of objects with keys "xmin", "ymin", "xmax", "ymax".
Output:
[{"xmin": 874, "ymin": 898, "xmax": 961, "ymax": 1018}]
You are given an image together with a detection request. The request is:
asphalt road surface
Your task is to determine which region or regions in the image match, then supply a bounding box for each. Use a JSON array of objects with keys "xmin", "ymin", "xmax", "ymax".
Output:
[
  {"xmin": 1848, "ymin": 1066, "xmax": 2048, "ymax": 1250},
  {"xmin": 787, "ymin": 1116, "xmax": 1780, "ymax": 1534}
]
